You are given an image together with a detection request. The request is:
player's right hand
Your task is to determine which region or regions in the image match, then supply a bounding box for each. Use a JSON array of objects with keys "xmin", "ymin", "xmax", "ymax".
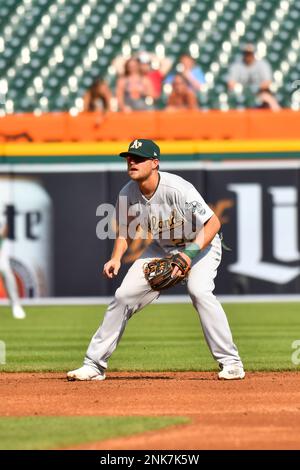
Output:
[{"xmin": 103, "ymin": 259, "xmax": 121, "ymax": 278}]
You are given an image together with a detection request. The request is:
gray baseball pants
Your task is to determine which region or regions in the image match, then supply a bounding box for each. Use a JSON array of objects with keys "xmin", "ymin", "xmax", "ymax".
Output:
[{"xmin": 84, "ymin": 237, "xmax": 243, "ymax": 372}]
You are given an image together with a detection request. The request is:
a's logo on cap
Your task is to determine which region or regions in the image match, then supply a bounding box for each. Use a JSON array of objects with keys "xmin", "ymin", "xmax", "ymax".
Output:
[
  {"xmin": 154, "ymin": 152, "xmax": 157, "ymax": 156},
  {"xmin": 130, "ymin": 139, "xmax": 143, "ymax": 149}
]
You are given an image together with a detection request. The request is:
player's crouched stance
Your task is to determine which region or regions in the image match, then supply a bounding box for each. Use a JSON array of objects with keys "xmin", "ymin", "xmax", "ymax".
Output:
[{"xmin": 67, "ymin": 139, "xmax": 245, "ymax": 382}]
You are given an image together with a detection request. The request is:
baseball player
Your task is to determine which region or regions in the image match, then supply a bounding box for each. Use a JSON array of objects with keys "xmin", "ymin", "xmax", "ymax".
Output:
[
  {"xmin": 68, "ymin": 139, "xmax": 245, "ymax": 381},
  {"xmin": 0, "ymin": 223, "xmax": 26, "ymax": 319}
]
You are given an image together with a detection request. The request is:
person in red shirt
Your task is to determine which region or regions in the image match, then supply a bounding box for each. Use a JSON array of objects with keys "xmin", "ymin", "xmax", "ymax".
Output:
[{"xmin": 138, "ymin": 52, "xmax": 172, "ymax": 101}]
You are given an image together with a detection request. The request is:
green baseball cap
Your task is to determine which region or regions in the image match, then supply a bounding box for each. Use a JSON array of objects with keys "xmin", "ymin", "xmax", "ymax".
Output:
[{"xmin": 119, "ymin": 139, "xmax": 160, "ymax": 160}]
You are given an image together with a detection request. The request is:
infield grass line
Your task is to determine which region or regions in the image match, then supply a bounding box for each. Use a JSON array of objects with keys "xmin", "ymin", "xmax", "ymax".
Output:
[{"xmin": 0, "ymin": 303, "xmax": 299, "ymax": 372}]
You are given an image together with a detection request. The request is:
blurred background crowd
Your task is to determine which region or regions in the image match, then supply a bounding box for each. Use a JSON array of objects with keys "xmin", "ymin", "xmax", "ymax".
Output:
[
  {"xmin": 84, "ymin": 46, "xmax": 281, "ymax": 113},
  {"xmin": 0, "ymin": 0, "xmax": 300, "ymax": 116}
]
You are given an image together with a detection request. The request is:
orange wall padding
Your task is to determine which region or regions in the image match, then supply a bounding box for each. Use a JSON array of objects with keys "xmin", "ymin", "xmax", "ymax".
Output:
[{"xmin": 0, "ymin": 110, "xmax": 299, "ymax": 142}]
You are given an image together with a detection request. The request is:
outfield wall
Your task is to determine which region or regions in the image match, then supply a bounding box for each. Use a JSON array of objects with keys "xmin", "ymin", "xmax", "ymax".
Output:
[
  {"xmin": 0, "ymin": 143, "xmax": 299, "ymax": 298},
  {"xmin": 0, "ymin": 110, "xmax": 300, "ymax": 142}
]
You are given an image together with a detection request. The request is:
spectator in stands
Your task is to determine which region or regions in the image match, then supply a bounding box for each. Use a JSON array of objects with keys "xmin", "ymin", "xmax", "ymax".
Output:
[
  {"xmin": 166, "ymin": 74, "xmax": 199, "ymax": 110},
  {"xmin": 256, "ymin": 87, "xmax": 281, "ymax": 111},
  {"xmin": 227, "ymin": 44, "xmax": 281, "ymax": 110},
  {"xmin": 83, "ymin": 78, "xmax": 113, "ymax": 112},
  {"xmin": 165, "ymin": 54, "xmax": 206, "ymax": 93},
  {"xmin": 116, "ymin": 57, "xmax": 154, "ymax": 111},
  {"xmin": 137, "ymin": 52, "xmax": 172, "ymax": 100},
  {"xmin": 227, "ymin": 44, "xmax": 272, "ymax": 93}
]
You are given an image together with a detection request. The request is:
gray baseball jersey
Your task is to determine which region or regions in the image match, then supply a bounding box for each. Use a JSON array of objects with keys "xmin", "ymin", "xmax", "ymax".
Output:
[{"xmin": 116, "ymin": 171, "xmax": 215, "ymax": 252}]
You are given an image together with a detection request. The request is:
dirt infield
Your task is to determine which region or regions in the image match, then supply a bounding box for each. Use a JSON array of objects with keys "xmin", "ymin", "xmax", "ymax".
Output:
[{"xmin": 1, "ymin": 371, "xmax": 300, "ymax": 449}]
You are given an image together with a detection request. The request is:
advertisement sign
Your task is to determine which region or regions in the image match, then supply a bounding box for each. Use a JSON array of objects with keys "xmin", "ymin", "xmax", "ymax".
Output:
[{"xmin": 0, "ymin": 176, "xmax": 53, "ymax": 298}]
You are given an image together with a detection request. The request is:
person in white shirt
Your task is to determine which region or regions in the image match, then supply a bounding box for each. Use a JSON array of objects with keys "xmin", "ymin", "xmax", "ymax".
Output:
[
  {"xmin": 0, "ymin": 223, "xmax": 26, "ymax": 319},
  {"xmin": 228, "ymin": 43, "xmax": 272, "ymax": 93},
  {"xmin": 68, "ymin": 139, "xmax": 245, "ymax": 381}
]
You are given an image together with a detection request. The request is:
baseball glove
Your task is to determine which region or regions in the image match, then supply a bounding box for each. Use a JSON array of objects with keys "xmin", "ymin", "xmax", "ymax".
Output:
[{"xmin": 143, "ymin": 253, "xmax": 191, "ymax": 291}]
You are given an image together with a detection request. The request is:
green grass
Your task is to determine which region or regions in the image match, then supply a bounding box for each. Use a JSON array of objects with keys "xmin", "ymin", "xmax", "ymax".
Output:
[
  {"xmin": 0, "ymin": 302, "xmax": 300, "ymax": 372},
  {"xmin": 0, "ymin": 416, "xmax": 187, "ymax": 450}
]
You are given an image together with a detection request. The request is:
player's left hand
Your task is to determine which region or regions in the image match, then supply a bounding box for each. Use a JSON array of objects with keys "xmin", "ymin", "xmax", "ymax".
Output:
[{"xmin": 171, "ymin": 252, "xmax": 191, "ymax": 278}]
